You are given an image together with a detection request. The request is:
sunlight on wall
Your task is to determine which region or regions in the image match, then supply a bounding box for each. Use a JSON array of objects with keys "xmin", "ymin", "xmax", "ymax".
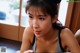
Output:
[{"xmin": 58, "ymin": 0, "xmax": 69, "ymax": 26}]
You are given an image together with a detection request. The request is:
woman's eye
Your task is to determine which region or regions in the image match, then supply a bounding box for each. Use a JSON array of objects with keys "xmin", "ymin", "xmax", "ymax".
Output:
[
  {"xmin": 29, "ymin": 16, "xmax": 33, "ymax": 19},
  {"xmin": 39, "ymin": 18, "xmax": 45, "ymax": 20}
]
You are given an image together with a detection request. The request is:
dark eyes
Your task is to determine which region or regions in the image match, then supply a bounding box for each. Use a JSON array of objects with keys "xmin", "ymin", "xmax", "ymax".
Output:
[
  {"xmin": 29, "ymin": 16, "xmax": 33, "ymax": 19},
  {"xmin": 39, "ymin": 18, "xmax": 45, "ymax": 20},
  {"xmin": 29, "ymin": 16, "xmax": 45, "ymax": 20}
]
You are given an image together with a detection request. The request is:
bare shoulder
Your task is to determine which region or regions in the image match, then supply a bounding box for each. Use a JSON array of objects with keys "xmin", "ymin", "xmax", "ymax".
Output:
[
  {"xmin": 60, "ymin": 28, "xmax": 74, "ymax": 45},
  {"xmin": 22, "ymin": 26, "xmax": 34, "ymax": 43},
  {"xmin": 60, "ymin": 28, "xmax": 80, "ymax": 52},
  {"xmin": 20, "ymin": 26, "xmax": 34, "ymax": 52},
  {"xmin": 61, "ymin": 28, "xmax": 73, "ymax": 36},
  {"xmin": 60, "ymin": 28, "xmax": 74, "ymax": 39}
]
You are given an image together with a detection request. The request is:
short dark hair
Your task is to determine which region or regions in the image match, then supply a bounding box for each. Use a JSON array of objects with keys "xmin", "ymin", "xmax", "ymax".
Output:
[
  {"xmin": 25, "ymin": 0, "xmax": 65, "ymax": 29},
  {"xmin": 26, "ymin": 0, "xmax": 61, "ymax": 17}
]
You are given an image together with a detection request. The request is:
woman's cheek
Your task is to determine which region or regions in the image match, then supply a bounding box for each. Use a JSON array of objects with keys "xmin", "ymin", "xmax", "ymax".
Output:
[
  {"xmin": 42, "ymin": 22, "xmax": 52, "ymax": 32},
  {"xmin": 29, "ymin": 20, "xmax": 33, "ymax": 28},
  {"xmin": 40, "ymin": 22, "xmax": 50, "ymax": 31}
]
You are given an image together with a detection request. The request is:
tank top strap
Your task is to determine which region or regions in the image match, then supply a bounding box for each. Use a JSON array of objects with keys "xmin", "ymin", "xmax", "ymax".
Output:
[
  {"xmin": 31, "ymin": 35, "xmax": 36, "ymax": 52},
  {"xmin": 56, "ymin": 29, "xmax": 65, "ymax": 53}
]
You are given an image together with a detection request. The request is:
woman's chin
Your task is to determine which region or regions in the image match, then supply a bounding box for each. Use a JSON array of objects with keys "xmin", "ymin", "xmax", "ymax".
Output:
[{"xmin": 35, "ymin": 34, "xmax": 42, "ymax": 38}]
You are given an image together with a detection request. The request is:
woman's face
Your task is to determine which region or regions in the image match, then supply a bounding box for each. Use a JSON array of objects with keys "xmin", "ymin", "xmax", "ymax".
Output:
[{"xmin": 27, "ymin": 6, "xmax": 56, "ymax": 38}]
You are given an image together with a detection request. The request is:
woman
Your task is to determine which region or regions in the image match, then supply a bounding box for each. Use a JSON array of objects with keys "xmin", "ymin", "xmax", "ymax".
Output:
[{"xmin": 20, "ymin": 0, "xmax": 80, "ymax": 53}]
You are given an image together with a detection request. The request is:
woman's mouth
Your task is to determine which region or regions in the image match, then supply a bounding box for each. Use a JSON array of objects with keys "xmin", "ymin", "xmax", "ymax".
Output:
[{"xmin": 35, "ymin": 31, "xmax": 41, "ymax": 35}]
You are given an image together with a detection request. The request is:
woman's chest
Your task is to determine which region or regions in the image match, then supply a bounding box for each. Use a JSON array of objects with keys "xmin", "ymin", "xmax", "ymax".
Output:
[
  {"xmin": 34, "ymin": 39, "xmax": 66, "ymax": 53},
  {"xmin": 36, "ymin": 41, "xmax": 58, "ymax": 53}
]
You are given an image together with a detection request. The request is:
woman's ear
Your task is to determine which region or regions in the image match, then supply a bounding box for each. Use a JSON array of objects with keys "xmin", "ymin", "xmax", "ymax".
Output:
[{"xmin": 52, "ymin": 15, "xmax": 58, "ymax": 23}]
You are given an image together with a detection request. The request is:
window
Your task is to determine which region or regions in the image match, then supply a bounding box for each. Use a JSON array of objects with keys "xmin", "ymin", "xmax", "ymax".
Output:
[
  {"xmin": 21, "ymin": 0, "xmax": 29, "ymax": 27},
  {"xmin": 0, "ymin": 0, "xmax": 69, "ymax": 27},
  {"xmin": 0, "ymin": 0, "xmax": 20, "ymax": 26}
]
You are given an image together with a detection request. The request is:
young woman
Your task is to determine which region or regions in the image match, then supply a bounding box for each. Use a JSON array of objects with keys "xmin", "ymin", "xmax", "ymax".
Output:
[{"xmin": 20, "ymin": 0, "xmax": 80, "ymax": 53}]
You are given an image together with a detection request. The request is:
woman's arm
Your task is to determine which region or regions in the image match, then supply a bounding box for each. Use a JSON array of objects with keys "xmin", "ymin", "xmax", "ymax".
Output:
[
  {"xmin": 20, "ymin": 26, "xmax": 34, "ymax": 53},
  {"xmin": 61, "ymin": 28, "xmax": 80, "ymax": 53}
]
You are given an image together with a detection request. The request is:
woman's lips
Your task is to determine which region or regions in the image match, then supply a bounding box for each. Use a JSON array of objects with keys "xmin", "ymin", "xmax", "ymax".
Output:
[{"xmin": 35, "ymin": 31, "xmax": 41, "ymax": 35}]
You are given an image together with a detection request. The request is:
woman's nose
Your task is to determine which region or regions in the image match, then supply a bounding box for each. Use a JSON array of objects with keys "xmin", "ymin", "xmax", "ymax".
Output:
[{"xmin": 33, "ymin": 19, "xmax": 39, "ymax": 29}]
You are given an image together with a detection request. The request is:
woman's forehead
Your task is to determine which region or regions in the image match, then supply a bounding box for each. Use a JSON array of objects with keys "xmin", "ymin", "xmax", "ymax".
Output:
[{"xmin": 27, "ymin": 6, "xmax": 45, "ymax": 15}]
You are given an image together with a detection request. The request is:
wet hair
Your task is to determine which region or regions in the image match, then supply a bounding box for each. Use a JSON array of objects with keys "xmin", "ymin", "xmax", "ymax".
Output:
[{"xmin": 25, "ymin": 0, "xmax": 65, "ymax": 29}]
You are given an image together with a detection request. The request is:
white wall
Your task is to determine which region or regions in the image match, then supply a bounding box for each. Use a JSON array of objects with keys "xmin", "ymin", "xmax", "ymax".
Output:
[{"xmin": 58, "ymin": 0, "xmax": 69, "ymax": 26}]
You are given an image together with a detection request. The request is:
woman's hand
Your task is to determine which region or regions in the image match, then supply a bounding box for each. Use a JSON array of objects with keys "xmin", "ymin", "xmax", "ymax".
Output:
[{"xmin": 24, "ymin": 50, "xmax": 34, "ymax": 53}]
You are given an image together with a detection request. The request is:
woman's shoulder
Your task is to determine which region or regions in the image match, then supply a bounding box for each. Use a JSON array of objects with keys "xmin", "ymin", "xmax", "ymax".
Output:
[
  {"xmin": 60, "ymin": 28, "xmax": 74, "ymax": 41},
  {"xmin": 20, "ymin": 26, "xmax": 34, "ymax": 51},
  {"xmin": 22, "ymin": 26, "xmax": 34, "ymax": 43},
  {"xmin": 60, "ymin": 28, "xmax": 75, "ymax": 47},
  {"xmin": 24, "ymin": 26, "xmax": 34, "ymax": 36},
  {"xmin": 60, "ymin": 29, "xmax": 80, "ymax": 52},
  {"xmin": 60, "ymin": 28, "xmax": 73, "ymax": 36}
]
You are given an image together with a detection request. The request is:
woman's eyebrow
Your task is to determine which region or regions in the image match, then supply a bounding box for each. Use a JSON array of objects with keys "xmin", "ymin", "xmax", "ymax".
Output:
[
  {"xmin": 38, "ymin": 14, "xmax": 47, "ymax": 17},
  {"xmin": 28, "ymin": 13, "xmax": 32, "ymax": 16},
  {"xmin": 28, "ymin": 13, "xmax": 47, "ymax": 17}
]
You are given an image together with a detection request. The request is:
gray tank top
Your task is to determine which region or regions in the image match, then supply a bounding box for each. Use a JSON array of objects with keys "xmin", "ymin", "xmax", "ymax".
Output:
[{"xmin": 31, "ymin": 29, "xmax": 65, "ymax": 53}]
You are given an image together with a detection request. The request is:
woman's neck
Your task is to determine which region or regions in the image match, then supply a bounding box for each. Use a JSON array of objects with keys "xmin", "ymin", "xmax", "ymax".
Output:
[{"xmin": 38, "ymin": 28, "xmax": 58, "ymax": 44}]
